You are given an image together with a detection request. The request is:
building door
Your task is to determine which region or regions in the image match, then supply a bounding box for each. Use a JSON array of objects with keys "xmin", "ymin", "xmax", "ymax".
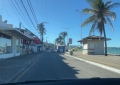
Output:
[{"xmin": 37, "ymin": 46, "xmax": 41, "ymax": 52}]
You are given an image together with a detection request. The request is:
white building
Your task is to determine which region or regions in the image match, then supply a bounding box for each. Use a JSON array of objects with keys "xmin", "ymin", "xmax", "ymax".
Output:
[
  {"xmin": 0, "ymin": 15, "xmax": 40, "ymax": 59},
  {"xmin": 78, "ymin": 36, "xmax": 111, "ymax": 55}
]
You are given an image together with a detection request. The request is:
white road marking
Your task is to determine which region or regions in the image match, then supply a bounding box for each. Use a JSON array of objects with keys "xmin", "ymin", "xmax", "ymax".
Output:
[{"xmin": 65, "ymin": 54, "xmax": 120, "ymax": 74}]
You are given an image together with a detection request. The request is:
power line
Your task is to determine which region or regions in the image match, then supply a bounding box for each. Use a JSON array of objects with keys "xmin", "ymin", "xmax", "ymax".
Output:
[
  {"xmin": 14, "ymin": 0, "xmax": 33, "ymax": 29},
  {"xmin": 40, "ymin": 0, "xmax": 46, "ymax": 21},
  {"xmin": 9, "ymin": 0, "xmax": 30, "ymax": 28},
  {"xmin": 1, "ymin": 0, "xmax": 4, "ymax": 15},
  {"xmin": 45, "ymin": 0, "xmax": 49, "ymax": 30},
  {"xmin": 8, "ymin": 0, "xmax": 21, "ymax": 21},
  {"xmin": 35, "ymin": 0, "xmax": 43, "ymax": 20},
  {"xmin": 20, "ymin": 0, "xmax": 38, "ymax": 32},
  {"xmin": 27, "ymin": 0, "xmax": 38, "ymax": 25}
]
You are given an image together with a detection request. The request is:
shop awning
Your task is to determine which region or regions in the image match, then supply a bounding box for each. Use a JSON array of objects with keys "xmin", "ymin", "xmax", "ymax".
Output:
[
  {"xmin": 77, "ymin": 36, "xmax": 111, "ymax": 42},
  {"xmin": 0, "ymin": 26, "xmax": 32, "ymax": 40},
  {"xmin": 8, "ymin": 29, "xmax": 32, "ymax": 39}
]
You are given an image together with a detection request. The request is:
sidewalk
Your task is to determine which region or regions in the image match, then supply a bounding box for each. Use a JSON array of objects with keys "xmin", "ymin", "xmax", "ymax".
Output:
[
  {"xmin": 66, "ymin": 51, "xmax": 120, "ymax": 70},
  {"xmin": 0, "ymin": 52, "xmax": 42, "ymax": 83}
]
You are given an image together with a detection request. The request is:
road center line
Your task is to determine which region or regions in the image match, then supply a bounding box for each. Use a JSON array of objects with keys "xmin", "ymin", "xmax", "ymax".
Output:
[{"xmin": 14, "ymin": 53, "xmax": 44, "ymax": 82}]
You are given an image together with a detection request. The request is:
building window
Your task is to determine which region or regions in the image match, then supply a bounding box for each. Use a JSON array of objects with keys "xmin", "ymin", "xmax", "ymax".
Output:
[
  {"xmin": 0, "ymin": 33, "xmax": 12, "ymax": 54},
  {"xmin": 88, "ymin": 43, "xmax": 97, "ymax": 49},
  {"xmin": 89, "ymin": 43, "xmax": 95, "ymax": 49},
  {"xmin": 94, "ymin": 43, "xmax": 97, "ymax": 47}
]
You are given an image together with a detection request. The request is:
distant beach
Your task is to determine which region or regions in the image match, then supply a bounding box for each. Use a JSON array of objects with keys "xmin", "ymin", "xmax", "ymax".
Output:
[
  {"xmin": 107, "ymin": 47, "xmax": 120, "ymax": 55},
  {"xmin": 78, "ymin": 47, "xmax": 120, "ymax": 55}
]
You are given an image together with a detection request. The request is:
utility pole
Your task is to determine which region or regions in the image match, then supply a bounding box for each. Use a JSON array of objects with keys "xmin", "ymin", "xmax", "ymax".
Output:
[{"xmin": 41, "ymin": 22, "xmax": 48, "ymax": 51}]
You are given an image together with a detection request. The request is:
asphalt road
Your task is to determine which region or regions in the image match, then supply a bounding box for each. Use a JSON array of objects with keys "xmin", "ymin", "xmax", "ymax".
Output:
[{"xmin": 15, "ymin": 51, "xmax": 120, "ymax": 82}]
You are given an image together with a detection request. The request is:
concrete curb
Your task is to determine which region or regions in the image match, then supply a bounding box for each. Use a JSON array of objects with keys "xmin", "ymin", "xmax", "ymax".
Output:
[{"xmin": 65, "ymin": 54, "xmax": 120, "ymax": 74}]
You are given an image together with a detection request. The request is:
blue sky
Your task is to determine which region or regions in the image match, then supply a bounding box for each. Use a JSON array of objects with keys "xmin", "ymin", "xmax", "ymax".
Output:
[{"xmin": 0, "ymin": 0, "xmax": 120, "ymax": 47}]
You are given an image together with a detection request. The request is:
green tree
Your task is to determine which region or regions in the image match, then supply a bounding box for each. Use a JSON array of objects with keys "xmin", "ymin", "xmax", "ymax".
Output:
[
  {"xmin": 81, "ymin": 0, "xmax": 120, "ymax": 56},
  {"xmin": 55, "ymin": 38, "xmax": 60, "ymax": 45},
  {"xmin": 55, "ymin": 35, "xmax": 64, "ymax": 45},
  {"xmin": 60, "ymin": 31, "xmax": 67, "ymax": 45},
  {"xmin": 58, "ymin": 35, "xmax": 64, "ymax": 45},
  {"xmin": 37, "ymin": 23, "xmax": 46, "ymax": 49}
]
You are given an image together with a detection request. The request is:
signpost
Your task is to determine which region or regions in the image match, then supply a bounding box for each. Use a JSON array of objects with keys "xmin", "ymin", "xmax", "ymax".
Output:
[
  {"xmin": 69, "ymin": 38, "xmax": 72, "ymax": 44},
  {"xmin": 69, "ymin": 38, "xmax": 72, "ymax": 50}
]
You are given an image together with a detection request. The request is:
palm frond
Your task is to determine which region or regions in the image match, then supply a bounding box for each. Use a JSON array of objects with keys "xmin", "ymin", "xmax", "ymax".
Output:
[
  {"xmin": 59, "ymin": 35, "xmax": 63, "ymax": 40},
  {"xmin": 92, "ymin": 0, "xmax": 103, "ymax": 10},
  {"xmin": 60, "ymin": 32, "xmax": 67, "ymax": 38},
  {"xmin": 82, "ymin": 8, "xmax": 98, "ymax": 15},
  {"xmin": 86, "ymin": 0, "xmax": 101, "ymax": 9},
  {"xmin": 37, "ymin": 23, "xmax": 46, "ymax": 35},
  {"xmin": 106, "ymin": 2, "xmax": 120, "ymax": 10},
  {"xmin": 105, "ymin": 11, "xmax": 116, "ymax": 20},
  {"xmin": 104, "ymin": 1, "xmax": 112, "ymax": 7},
  {"xmin": 106, "ymin": 17, "xmax": 114, "ymax": 33},
  {"xmin": 81, "ymin": 15, "xmax": 97, "ymax": 27},
  {"xmin": 89, "ymin": 19, "xmax": 98, "ymax": 35},
  {"xmin": 86, "ymin": 0, "xmax": 95, "ymax": 4}
]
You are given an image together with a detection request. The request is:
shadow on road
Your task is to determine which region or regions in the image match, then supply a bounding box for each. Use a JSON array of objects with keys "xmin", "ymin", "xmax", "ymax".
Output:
[
  {"xmin": 15, "ymin": 51, "xmax": 80, "ymax": 82},
  {"xmin": 50, "ymin": 51, "xmax": 80, "ymax": 79}
]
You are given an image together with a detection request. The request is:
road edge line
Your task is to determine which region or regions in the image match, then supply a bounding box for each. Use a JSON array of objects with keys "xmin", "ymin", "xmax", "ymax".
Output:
[{"xmin": 65, "ymin": 54, "xmax": 120, "ymax": 74}]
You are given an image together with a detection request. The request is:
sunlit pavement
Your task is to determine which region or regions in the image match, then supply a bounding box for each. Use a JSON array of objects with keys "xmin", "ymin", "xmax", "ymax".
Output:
[
  {"xmin": 12, "ymin": 51, "xmax": 120, "ymax": 83},
  {"xmin": 65, "ymin": 51, "xmax": 120, "ymax": 69}
]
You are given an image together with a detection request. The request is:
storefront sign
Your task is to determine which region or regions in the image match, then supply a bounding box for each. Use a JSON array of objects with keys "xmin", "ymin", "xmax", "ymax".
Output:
[{"xmin": 33, "ymin": 38, "xmax": 40, "ymax": 44}]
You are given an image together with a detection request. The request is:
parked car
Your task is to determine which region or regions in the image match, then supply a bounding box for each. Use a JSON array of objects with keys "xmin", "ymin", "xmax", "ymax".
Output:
[{"xmin": 73, "ymin": 47, "xmax": 78, "ymax": 51}]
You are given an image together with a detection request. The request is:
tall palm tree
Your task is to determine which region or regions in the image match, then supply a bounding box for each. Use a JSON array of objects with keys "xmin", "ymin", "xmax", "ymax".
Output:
[
  {"xmin": 37, "ymin": 23, "xmax": 46, "ymax": 50},
  {"xmin": 81, "ymin": 0, "xmax": 120, "ymax": 56},
  {"xmin": 59, "ymin": 35, "xmax": 64, "ymax": 45},
  {"xmin": 37, "ymin": 23, "xmax": 46, "ymax": 43},
  {"xmin": 55, "ymin": 35, "xmax": 64, "ymax": 45},
  {"xmin": 60, "ymin": 31, "xmax": 67, "ymax": 45},
  {"xmin": 55, "ymin": 38, "xmax": 60, "ymax": 45}
]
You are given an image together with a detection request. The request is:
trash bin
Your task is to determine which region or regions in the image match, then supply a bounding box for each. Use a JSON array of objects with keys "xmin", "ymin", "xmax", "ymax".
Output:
[{"xmin": 70, "ymin": 51, "xmax": 73, "ymax": 55}]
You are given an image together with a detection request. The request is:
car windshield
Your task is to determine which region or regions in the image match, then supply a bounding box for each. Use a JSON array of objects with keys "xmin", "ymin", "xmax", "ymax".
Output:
[{"xmin": 0, "ymin": 0, "xmax": 120, "ymax": 84}]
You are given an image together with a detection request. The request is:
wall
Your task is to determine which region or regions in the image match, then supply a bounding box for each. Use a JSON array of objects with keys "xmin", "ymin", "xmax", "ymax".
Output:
[
  {"xmin": 12, "ymin": 36, "xmax": 16, "ymax": 56},
  {"xmin": 87, "ymin": 40, "xmax": 104, "ymax": 54},
  {"xmin": 94, "ymin": 40, "xmax": 104, "ymax": 54},
  {"xmin": 32, "ymin": 46, "xmax": 37, "ymax": 52},
  {"xmin": 0, "ymin": 33, "xmax": 21, "ymax": 59},
  {"xmin": 16, "ymin": 53, "xmax": 21, "ymax": 56},
  {"xmin": 0, "ymin": 53, "xmax": 13, "ymax": 59},
  {"xmin": 83, "ymin": 41, "xmax": 88, "ymax": 54}
]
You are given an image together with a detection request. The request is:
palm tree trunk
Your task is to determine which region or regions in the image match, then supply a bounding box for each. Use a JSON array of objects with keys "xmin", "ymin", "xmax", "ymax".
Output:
[
  {"xmin": 103, "ymin": 24, "xmax": 107, "ymax": 56},
  {"xmin": 64, "ymin": 38, "xmax": 65, "ymax": 46}
]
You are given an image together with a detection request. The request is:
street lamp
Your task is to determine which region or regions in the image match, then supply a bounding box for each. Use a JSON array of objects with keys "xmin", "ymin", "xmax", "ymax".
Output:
[
  {"xmin": 76, "ymin": 10, "xmax": 83, "ymax": 40},
  {"xmin": 76, "ymin": 10, "xmax": 87, "ymax": 49},
  {"xmin": 61, "ymin": 27, "xmax": 73, "ymax": 46}
]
